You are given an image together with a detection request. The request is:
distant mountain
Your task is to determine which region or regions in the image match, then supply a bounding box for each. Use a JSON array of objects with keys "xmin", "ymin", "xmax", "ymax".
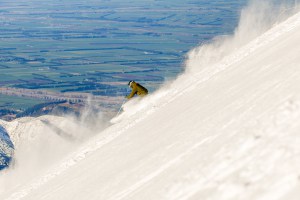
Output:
[{"xmin": 0, "ymin": 125, "xmax": 14, "ymax": 170}]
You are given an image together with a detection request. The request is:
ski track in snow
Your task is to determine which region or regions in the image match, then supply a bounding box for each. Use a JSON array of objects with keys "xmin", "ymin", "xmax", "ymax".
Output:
[
  {"xmin": 109, "ymin": 136, "xmax": 216, "ymax": 200},
  {"xmin": 165, "ymin": 97, "xmax": 300, "ymax": 200},
  {"xmin": 3, "ymin": 11, "xmax": 300, "ymax": 200}
]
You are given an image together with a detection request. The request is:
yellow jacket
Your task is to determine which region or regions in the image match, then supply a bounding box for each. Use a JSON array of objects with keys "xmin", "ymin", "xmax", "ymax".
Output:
[{"xmin": 127, "ymin": 82, "xmax": 148, "ymax": 99}]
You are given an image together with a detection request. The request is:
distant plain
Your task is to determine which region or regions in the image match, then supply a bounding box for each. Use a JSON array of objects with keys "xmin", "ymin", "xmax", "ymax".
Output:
[{"xmin": 0, "ymin": 0, "xmax": 247, "ymax": 111}]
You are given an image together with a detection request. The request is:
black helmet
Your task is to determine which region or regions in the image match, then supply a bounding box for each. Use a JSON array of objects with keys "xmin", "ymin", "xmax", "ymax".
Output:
[{"xmin": 128, "ymin": 80, "xmax": 134, "ymax": 86}]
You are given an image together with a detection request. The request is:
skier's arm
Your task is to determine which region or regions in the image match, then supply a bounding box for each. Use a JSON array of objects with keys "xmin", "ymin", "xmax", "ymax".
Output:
[{"xmin": 126, "ymin": 87, "xmax": 137, "ymax": 99}]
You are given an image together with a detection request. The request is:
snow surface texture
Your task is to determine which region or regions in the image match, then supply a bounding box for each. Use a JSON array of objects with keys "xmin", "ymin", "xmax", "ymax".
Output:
[{"xmin": 1, "ymin": 1, "xmax": 300, "ymax": 200}]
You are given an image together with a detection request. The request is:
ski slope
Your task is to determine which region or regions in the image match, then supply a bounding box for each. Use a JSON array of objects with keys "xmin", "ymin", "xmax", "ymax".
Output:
[{"xmin": 2, "ymin": 4, "xmax": 300, "ymax": 200}]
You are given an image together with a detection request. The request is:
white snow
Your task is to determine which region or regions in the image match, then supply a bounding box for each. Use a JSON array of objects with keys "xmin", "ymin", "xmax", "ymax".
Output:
[{"xmin": 1, "ymin": 2, "xmax": 300, "ymax": 200}]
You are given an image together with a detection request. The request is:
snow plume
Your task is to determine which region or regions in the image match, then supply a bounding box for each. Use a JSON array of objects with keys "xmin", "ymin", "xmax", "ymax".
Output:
[
  {"xmin": 76, "ymin": 96, "xmax": 112, "ymax": 133},
  {"xmin": 185, "ymin": 0, "xmax": 300, "ymax": 74}
]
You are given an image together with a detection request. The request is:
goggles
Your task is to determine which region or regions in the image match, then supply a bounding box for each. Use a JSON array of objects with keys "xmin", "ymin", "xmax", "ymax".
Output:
[{"xmin": 128, "ymin": 81, "xmax": 134, "ymax": 87}]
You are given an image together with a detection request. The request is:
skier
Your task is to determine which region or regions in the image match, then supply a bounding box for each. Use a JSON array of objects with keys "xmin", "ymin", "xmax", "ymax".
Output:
[{"xmin": 126, "ymin": 80, "xmax": 148, "ymax": 99}]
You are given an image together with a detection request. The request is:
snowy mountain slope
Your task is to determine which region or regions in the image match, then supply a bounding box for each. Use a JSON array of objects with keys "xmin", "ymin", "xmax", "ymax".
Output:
[{"xmin": 2, "ymin": 6, "xmax": 300, "ymax": 200}]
